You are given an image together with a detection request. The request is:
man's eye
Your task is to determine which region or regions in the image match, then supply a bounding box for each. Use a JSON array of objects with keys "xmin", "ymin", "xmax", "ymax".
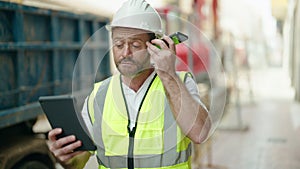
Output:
[
  {"xmin": 114, "ymin": 43, "xmax": 123, "ymax": 48},
  {"xmin": 132, "ymin": 42, "xmax": 141, "ymax": 48}
]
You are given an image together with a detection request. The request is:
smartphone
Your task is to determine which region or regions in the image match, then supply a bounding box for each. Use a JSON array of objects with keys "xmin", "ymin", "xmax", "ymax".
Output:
[
  {"xmin": 168, "ymin": 32, "xmax": 188, "ymax": 44},
  {"xmin": 155, "ymin": 32, "xmax": 188, "ymax": 48}
]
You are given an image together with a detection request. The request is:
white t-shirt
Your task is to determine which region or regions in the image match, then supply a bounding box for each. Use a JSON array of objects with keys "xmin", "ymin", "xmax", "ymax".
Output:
[{"xmin": 81, "ymin": 72, "xmax": 206, "ymax": 136}]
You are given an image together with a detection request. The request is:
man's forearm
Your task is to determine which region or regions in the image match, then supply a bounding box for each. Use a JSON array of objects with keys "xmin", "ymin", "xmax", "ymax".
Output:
[{"xmin": 161, "ymin": 73, "xmax": 211, "ymax": 143}]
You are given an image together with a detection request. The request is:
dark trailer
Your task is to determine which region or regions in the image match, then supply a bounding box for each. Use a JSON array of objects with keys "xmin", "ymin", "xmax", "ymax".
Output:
[{"xmin": 0, "ymin": 1, "xmax": 110, "ymax": 168}]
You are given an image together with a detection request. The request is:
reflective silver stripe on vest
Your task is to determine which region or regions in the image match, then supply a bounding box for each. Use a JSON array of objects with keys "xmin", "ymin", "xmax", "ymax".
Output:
[{"xmin": 92, "ymin": 75, "xmax": 191, "ymax": 168}]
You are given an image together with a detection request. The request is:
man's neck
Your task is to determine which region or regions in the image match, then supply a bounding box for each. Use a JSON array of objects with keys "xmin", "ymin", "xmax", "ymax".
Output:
[{"xmin": 122, "ymin": 68, "xmax": 154, "ymax": 92}]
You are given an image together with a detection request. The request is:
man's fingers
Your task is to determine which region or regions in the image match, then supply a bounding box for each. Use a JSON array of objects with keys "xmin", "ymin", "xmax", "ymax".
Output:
[
  {"xmin": 47, "ymin": 128, "xmax": 88, "ymax": 167},
  {"xmin": 151, "ymin": 38, "xmax": 168, "ymax": 49},
  {"xmin": 146, "ymin": 41, "xmax": 160, "ymax": 53},
  {"xmin": 48, "ymin": 128, "xmax": 62, "ymax": 141},
  {"xmin": 53, "ymin": 140, "xmax": 82, "ymax": 157},
  {"xmin": 162, "ymin": 35, "xmax": 175, "ymax": 52},
  {"xmin": 146, "ymin": 42, "xmax": 160, "ymax": 61},
  {"xmin": 60, "ymin": 140, "xmax": 82, "ymax": 154},
  {"xmin": 52, "ymin": 135, "xmax": 77, "ymax": 150}
]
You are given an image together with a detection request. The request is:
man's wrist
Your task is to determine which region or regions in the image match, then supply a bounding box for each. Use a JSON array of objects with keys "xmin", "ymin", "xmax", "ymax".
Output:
[{"xmin": 158, "ymin": 71, "xmax": 179, "ymax": 83}]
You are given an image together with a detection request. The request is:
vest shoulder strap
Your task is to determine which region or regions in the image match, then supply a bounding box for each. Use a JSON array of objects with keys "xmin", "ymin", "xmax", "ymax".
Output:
[{"xmin": 87, "ymin": 77, "xmax": 112, "ymax": 124}]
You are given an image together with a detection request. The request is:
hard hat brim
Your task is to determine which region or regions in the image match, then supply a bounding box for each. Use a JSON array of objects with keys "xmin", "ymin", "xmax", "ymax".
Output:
[{"xmin": 105, "ymin": 24, "xmax": 163, "ymax": 37}]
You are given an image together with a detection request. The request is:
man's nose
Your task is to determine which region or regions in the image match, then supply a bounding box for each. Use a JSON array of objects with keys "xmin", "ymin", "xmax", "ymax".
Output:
[{"xmin": 122, "ymin": 44, "xmax": 132, "ymax": 57}]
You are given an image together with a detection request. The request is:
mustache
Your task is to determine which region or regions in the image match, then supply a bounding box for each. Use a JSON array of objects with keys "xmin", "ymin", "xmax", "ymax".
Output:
[{"xmin": 118, "ymin": 58, "xmax": 136, "ymax": 64}]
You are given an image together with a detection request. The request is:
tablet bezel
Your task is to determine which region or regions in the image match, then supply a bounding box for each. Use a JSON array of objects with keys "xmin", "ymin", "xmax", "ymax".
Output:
[{"xmin": 39, "ymin": 95, "xmax": 96, "ymax": 151}]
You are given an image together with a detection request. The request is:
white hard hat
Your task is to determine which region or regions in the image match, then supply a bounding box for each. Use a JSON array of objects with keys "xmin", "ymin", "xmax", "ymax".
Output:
[{"xmin": 106, "ymin": 0, "xmax": 163, "ymax": 36}]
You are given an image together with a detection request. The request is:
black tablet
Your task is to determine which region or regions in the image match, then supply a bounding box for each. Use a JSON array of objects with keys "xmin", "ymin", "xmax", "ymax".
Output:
[{"xmin": 39, "ymin": 95, "xmax": 96, "ymax": 151}]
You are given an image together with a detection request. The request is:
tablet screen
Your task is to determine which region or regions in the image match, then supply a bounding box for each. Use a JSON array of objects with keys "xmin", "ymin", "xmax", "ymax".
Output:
[{"xmin": 39, "ymin": 95, "xmax": 96, "ymax": 151}]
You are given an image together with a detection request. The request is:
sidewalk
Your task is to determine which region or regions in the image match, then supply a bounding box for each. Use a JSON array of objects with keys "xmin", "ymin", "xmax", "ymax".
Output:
[{"xmin": 196, "ymin": 66, "xmax": 300, "ymax": 169}]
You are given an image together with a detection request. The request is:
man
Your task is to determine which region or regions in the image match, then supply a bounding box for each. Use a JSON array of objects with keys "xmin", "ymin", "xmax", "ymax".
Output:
[{"xmin": 48, "ymin": 0, "xmax": 211, "ymax": 168}]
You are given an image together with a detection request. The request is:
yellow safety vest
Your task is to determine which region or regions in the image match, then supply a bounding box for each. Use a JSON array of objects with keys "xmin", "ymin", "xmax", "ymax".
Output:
[{"xmin": 88, "ymin": 72, "xmax": 192, "ymax": 169}]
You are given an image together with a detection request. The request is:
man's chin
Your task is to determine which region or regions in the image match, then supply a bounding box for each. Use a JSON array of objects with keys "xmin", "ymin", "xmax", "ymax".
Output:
[
  {"xmin": 118, "ymin": 69, "xmax": 137, "ymax": 77},
  {"xmin": 118, "ymin": 66, "xmax": 153, "ymax": 77}
]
